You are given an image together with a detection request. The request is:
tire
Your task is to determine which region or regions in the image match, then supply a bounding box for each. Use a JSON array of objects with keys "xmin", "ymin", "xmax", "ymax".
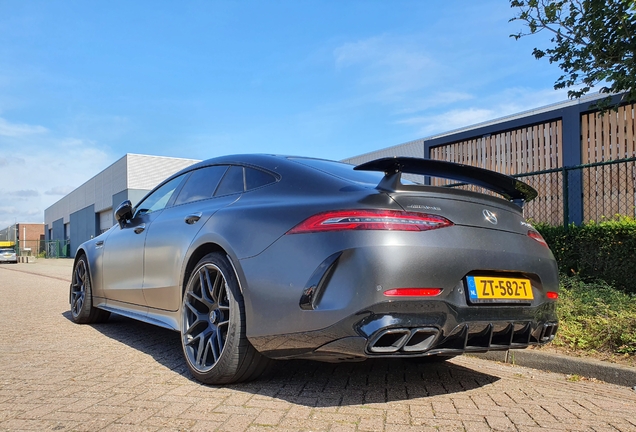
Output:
[
  {"xmin": 180, "ymin": 252, "xmax": 270, "ymax": 385},
  {"xmin": 70, "ymin": 254, "xmax": 110, "ymax": 324}
]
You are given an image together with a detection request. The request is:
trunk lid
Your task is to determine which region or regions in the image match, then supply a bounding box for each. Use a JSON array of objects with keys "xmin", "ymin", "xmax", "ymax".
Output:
[{"xmin": 388, "ymin": 187, "xmax": 530, "ymax": 234}]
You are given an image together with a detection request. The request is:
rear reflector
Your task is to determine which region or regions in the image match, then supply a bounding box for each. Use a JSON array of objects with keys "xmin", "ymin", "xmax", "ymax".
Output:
[
  {"xmin": 546, "ymin": 291, "xmax": 558, "ymax": 300},
  {"xmin": 527, "ymin": 230, "xmax": 548, "ymax": 247},
  {"xmin": 287, "ymin": 210, "xmax": 453, "ymax": 234},
  {"xmin": 383, "ymin": 288, "xmax": 442, "ymax": 297}
]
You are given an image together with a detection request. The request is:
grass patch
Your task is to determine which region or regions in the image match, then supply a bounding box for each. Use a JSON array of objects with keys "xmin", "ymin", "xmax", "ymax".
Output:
[{"xmin": 553, "ymin": 276, "xmax": 636, "ymax": 355}]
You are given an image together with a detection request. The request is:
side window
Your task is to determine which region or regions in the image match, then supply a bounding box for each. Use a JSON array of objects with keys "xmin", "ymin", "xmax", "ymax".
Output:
[
  {"xmin": 245, "ymin": 167, "xmax": 276, "ymax": 190},
  {"xmin": 214, "ymin": 166, "xmax": 244, "ymax": 196},
  {"xmin": 134, "ymin": 175, "xmax": 185, "ymax": 217},
  {"xmin": 174, "ymin": 166, "xmax": 228, "ymax": 205}
]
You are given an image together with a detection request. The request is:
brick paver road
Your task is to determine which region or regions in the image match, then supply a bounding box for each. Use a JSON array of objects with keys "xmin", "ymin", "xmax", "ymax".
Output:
[{"xmin": 1, "ymin": 261, "xmax": 635, "ymax": 432}]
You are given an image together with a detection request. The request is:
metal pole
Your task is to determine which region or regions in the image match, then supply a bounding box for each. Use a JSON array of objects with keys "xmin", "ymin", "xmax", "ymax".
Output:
[{"xmin": 562, "ymin": 166, "xmax": 569, "ymax": 230}]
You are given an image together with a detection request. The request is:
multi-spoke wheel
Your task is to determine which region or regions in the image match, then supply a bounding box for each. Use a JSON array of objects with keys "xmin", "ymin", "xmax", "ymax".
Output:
[
  {"xmin": 69, "ymin": 255, "xmax": 110, "ymax": 324},
  {"xmin": 181, "ymin": 252, "xmax": 270, "ymax": 384}
]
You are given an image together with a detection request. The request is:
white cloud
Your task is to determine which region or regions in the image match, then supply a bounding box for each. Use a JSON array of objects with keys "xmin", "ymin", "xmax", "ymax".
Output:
[
  {"xmin": 0, "ymin": 206, "xmax": 18, "ymax": 215},
  {"xmin": 0, "ymin": 117, "xmax": 48, "ymax": 137},
  {"xmin": 9, "ymin": 189, "xmax": 39, "ymax": 197},
  {"xmin": 398, "ymin": 108, "xmax": 496, "ymax": 136},
  {"xmin": 329, "ymin": 31, "xmax": 575, "ymax": 143},
  {"xmin": 334, "ymin": 35, "xmax": 442, "ymax": 102},
  {"xmin": 0, "ymin": 156, "xmax": 26, "ymax": 167},
  {"xmin": 0, "ymin": 117, "xmax": 115, "ymax": 229},
  {"xmin": 395, "ymin": 91, "xmax": 476, "ymax": 114},
  {"xmin": 395, "ymin": 87, "xmax": 574, "ymax": 138},
  {"xmin": 45, "ymin": 186, "xmax": 74, "ymax": 196}
]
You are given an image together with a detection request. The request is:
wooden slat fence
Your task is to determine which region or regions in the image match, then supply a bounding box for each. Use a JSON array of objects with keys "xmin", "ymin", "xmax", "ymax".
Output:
[
  {"xmin": 429, "ymin": 120, "xmax": 563, "ymax": 225},
  {"xmin": 581, "ymin": 104, "xmax": 636, "ymax": 221}
]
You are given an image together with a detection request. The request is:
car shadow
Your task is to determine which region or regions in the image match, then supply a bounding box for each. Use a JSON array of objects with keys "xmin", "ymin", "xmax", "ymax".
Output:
[{"xmin": 64, "ymin": 311, "xmax": 500, "ymax": 406}]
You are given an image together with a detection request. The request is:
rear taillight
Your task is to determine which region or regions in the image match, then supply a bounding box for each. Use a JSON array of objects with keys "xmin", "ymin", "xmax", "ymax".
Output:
[
  {"xmin": 287, "ymin": 210, "xmax": 453, "ymax": 234},
  {"xmin": 383, "ymin": 288, "xmax": 442, "ymax": 297},
  {"xmin": 527, "ymin": 230, "xmax": 548, "ymax": 247},
  {"xmin": 546, "ymin": 291, "xmax": 558, "ymax": 300}
]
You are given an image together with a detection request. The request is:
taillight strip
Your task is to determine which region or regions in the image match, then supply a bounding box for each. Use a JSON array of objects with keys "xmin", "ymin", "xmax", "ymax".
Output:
[
  {"xmin": 287, "ymin": 210, "xmax": 453, "ymax": 234},
  {"xmin": 383, "ymin": 288, "xmax": 442, "ymax": 297}
]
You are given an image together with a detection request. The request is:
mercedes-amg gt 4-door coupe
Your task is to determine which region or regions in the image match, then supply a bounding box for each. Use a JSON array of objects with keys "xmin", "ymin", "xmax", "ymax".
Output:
[{"xmin": 70, "ymin": 155, "xmax": 559, "ymax": 384}]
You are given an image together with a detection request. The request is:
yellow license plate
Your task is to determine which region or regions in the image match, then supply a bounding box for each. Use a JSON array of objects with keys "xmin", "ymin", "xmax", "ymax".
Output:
[{"xmin": 466, "ymin": 276, "xmax": 533, "ymax": 302}]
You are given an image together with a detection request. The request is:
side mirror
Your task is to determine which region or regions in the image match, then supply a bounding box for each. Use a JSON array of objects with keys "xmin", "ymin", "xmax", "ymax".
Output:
[{"xmin": 114, "ymin": 200, "xmax": 133, "ymax": 228}]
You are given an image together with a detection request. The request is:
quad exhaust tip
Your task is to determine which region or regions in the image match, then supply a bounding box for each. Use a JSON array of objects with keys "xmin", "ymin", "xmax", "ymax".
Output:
[
  {"xmin": 367, "ymin": 327, "xmax": 439, "ymax": 353},
  {"xmin": 540, "ymin": 322, "xmax": 558, "ymax": 342}
]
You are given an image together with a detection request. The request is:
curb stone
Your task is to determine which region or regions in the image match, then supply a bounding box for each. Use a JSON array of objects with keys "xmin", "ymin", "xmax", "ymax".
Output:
[{"xmin": 470, "ymin": 349, "xmax": 636, "ymax": 387}]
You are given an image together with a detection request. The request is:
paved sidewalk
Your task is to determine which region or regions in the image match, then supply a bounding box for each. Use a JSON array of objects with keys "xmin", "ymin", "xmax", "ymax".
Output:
[
  {"xmin": 2, "ymin": 258, "xmax": 75, "ymax": 279},
  {"xmin": 472, "ymin": 349, "xmax": 636, "ymax": 388},
  {"xmin": 1, "ymin": 262, "xmax": 636, "ymax": 431}
]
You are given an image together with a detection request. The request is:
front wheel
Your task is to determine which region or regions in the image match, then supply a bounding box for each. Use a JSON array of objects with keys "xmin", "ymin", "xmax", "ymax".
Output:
[
  {"xmin": 180, "ymin": 252, "xmax": 270, "ymax": 384},
  {"xmin": 69, "ymin": 255, "xmax": 110, "ymax": 324}
]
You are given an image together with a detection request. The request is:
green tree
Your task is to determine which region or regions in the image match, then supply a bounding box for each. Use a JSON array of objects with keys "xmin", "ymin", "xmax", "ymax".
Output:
[{"xmin": 510, "ymin": 0, "xmax": 636, "ymax": 111}]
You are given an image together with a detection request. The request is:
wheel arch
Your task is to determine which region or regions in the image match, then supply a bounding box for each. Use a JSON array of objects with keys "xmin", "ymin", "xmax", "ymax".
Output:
[
  {"xmin": 181, "ymin": 243, "xmax": 248, "ymax": 298},
  {"xmin": 73, "ymin": 247, "xmax": 87, "ymax": 263}
]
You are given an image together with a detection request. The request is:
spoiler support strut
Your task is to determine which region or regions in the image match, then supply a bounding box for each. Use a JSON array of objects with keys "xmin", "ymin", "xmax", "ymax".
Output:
[{"xmin": 354, "ymin": 157, "xmax": 537, "ymax": 203}]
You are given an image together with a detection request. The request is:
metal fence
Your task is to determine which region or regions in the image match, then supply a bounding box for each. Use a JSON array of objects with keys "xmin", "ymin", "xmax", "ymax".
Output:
[
  {"xmin": 9, "ymin": 239, "xmax": 44, "ymax": 257},
  {"xmin": 13, "ymin": 240, "xmax": 72, "ymax": 258},
  {"xmin": 517, "ymin": 157, "xmax": 636, "ymax": 226},
  {"xmin": 444, "ymin": 157, "xmax": 636, "ymax": 227}
]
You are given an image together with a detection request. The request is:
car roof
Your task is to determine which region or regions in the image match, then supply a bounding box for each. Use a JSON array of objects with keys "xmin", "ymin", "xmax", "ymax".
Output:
[{"xmin": 165, "ymin": 154, "xmax": 376, "ymax": 188}]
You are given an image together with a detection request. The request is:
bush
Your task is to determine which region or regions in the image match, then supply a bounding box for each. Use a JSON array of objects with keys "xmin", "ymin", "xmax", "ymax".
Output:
[
  {"xmin": 553, "ymin": 277, "xmax": 636, "ymax": 354},
  {"xmin": 535, "ymin": 216, "xmax": 636, "ymax": 294}
]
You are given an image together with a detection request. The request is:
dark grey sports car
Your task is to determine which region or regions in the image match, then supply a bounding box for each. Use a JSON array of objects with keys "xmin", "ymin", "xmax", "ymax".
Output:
[{"xmin": 70, "ymin": 154, "xmax": 559, "ymax": 384}]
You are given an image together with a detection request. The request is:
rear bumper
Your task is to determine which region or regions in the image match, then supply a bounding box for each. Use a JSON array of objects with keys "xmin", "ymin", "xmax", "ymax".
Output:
[
  {"xmin": 240, "ymin": 226, "xmax": 559, "ymax": 360},
  {"xmin": 0, "ymin": 257, "xmax": 18, "ymax": 263},
  {"xmin": 249, "ymin": 299, "xmax": 558, "ymax": 361}
]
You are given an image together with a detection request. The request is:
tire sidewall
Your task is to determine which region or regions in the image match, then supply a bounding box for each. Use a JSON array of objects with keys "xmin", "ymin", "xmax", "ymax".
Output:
[
  {"xmin": 181, "ymin": 252, "xmax": 245, "ymax": 383},
  {"xmin": 70, "ymin": 255, "xmax": 94, "ymax": 323}
]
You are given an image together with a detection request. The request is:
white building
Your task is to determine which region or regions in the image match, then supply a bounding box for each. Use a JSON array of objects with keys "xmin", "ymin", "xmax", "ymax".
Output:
[{"xmin": 45, "ymin": 153, "xmax": 199, "ymax": 256}]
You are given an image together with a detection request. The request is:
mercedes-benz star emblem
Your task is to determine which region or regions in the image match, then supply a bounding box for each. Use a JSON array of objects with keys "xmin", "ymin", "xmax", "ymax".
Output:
[{"xmin": 483, "ymin": 209, "xmax": 498, "ymax": 225}]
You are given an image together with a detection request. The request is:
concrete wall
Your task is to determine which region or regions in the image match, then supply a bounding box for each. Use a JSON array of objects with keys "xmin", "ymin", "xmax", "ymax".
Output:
[{"xmin": 45, "ymin": 155, "xmax": 127, "ymax": 227}]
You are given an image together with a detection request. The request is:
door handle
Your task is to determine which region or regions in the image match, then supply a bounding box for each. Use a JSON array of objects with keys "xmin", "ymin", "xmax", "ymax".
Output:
[
  {"xmin": 134, "ymin": 224, "xmax": 146, "ymax": 234},
  {"xmin": 185, "ymin": 213, "xmax": 203, "ymax": 224}
]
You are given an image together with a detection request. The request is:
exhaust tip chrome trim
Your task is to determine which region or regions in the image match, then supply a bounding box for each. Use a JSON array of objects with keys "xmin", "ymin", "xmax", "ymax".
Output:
[
  {"xmin": 367, "ymin": 327, "xmax": 440, "ymax": 353},
  {"xmin": 367, "ymin": 329, "xmax": 410, "ymax": 353},
  {"xmin": 402, "ymin": 328, "xmax": 439, "ymax": 352}
]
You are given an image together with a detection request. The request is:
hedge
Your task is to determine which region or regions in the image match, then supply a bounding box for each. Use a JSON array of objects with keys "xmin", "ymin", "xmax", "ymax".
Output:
[{"xmin": 534, "ymin": 216, "xmax": 636, "ymax": 294}]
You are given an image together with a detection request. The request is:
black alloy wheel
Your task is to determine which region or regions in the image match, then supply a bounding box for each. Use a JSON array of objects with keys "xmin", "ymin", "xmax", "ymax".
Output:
[
  {"xmin": 69, "ymin": 255, "xmax": 110, "ymax": 324},
  {"xmin": 180, "ymin": 252, "xmax": 270, "ymax": 384}
]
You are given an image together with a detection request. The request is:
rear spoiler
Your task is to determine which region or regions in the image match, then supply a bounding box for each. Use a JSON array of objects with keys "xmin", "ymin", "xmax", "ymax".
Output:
[{"xmin": 354, "ymin": 157, "xmax": 537, "ymax": 203}]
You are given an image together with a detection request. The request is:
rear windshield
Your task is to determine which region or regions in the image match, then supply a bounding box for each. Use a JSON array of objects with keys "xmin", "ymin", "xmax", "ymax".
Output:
[
  {"xmin": 289, "ymin": 157, "xmax": 384, "ymax": 186},
  {"xmin": 0, "ymin": 248, "xmax": 15, "ymax": 253},
  {"xmin": 289, "ymin": 157, "xmax": 420, "ymax": 186}
]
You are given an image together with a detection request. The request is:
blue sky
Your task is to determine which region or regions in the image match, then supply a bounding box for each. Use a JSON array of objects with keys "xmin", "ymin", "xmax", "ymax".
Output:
[{"xmin": 0, "ymin": 0, "xmax": 569, "ymax": 227}]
